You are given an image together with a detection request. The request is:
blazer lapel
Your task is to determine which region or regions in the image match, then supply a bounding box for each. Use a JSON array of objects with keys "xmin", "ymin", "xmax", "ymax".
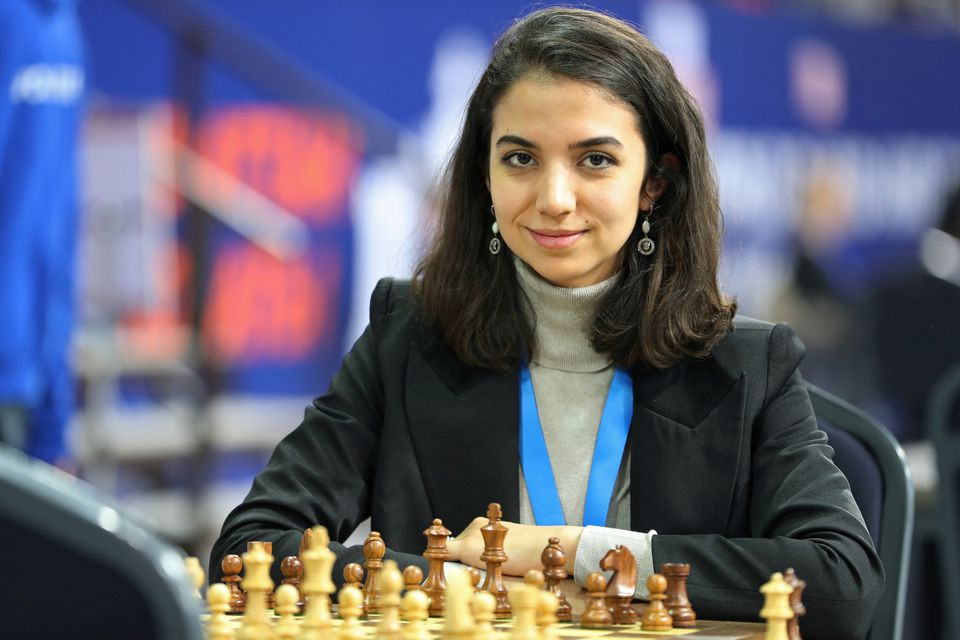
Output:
[
  {"xmin": 629, "ymin": 357, "xmax": 747, "ymax": 535},
  {"xmin": 405, "ymin": 333, "xmax": 520, "ymax": 536}
]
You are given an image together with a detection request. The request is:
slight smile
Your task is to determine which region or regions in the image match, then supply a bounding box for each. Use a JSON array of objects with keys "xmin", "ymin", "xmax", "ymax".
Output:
[{"xmin": 528, "ymin": 228, "xmax": 586, "ymax": 249}]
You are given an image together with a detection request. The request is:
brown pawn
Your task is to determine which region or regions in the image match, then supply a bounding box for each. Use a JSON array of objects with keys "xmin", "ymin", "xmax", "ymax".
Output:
[
  {"xmin": 784, "ymin": 568, "xmax": 806, "ymax": 640},
  {"xmin": 641, "ymin": 574, "xmax": 673, "ymax": 631},
  {"xmin": 422, "ymin": 518, "xmax": 452, "ymax": 616},
  {"xmin": 661, "ymin": 563, "xmax": 696, "ymax": 628},
  {"xmin": 479, "ymin": 503, "xmax": 511, "ymax": 617},
  {"xmin": 362, "ymin": 531, "xmax": 386, "ymax": 614},
  {"xmin": 581, "ymin": 572, "xmax": 614, "ymax": 629},
  {"xmin": 343, "ymin": 562, "xmax": 366, "ymax": 617},
  {"xmin": 281, "ymin": 555, "xmax": 305, "ymax": 613},
  {"xmin": 540, "ymin": 538, "xmax": 572, "ymax": 621},
  {"xmin": 467, "ymin": 567, "xmax": 482, "ymax": 592},
  {"xmin": 247, "ymin": 541, "xmax": 275, "ymax": 610},
  {"xmin": 220, "ymin": 554, "xmax": 246, "ymax": 614},
  {"xmin": 403, "ymin": 565, "xmax": 424, "ymax": 593}
]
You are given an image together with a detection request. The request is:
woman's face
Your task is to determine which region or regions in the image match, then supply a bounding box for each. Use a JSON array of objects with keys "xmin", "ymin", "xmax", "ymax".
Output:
[{"xmin": 488, "ymin": 74, "xmax": 653, "ymax": 288}]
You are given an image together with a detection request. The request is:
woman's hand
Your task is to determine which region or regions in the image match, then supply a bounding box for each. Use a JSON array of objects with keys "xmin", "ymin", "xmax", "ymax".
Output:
[{"xmin": 446, "ymin": 517, "xmax": 583, "ymax": 576}]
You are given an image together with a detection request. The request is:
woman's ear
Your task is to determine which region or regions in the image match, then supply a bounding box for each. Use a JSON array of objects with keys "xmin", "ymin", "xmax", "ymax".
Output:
[{"xmin": 641, "ymin": 152, "xmax": 679, "ymax": 210}]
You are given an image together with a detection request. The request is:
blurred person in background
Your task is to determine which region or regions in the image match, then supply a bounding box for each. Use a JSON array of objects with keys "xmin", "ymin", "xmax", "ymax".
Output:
[
  {"xmin": 0, "ymin": 0, "xmax": 85, "ymax": 466},
  {"xmin": 860, "ymin": 181, "xmax": 960, "ymax": 442}
]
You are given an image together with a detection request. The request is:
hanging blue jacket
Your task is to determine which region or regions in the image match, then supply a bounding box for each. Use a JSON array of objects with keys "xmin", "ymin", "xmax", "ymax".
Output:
[{"xmin": 0, "ymin": 0, "xmax": 85, "ymax": 463}]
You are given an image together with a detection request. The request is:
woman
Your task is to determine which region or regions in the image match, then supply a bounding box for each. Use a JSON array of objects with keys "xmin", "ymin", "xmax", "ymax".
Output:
[{"xmin": 211, "ymin": 8, "xmax": 882, "ymax": 638}]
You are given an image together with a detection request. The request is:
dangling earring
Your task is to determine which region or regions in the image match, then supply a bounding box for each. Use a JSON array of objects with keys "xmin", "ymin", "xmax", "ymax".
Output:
[
  {"xmin": 489, "ymin": 205, "xmax": 501, "ymax": 255},
  {"xmin": 637, "ymin": 202, "xmax": 656, "ymax": 256}
]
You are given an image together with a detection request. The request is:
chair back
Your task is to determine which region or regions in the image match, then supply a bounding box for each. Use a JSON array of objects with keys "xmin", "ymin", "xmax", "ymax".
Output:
[
  {"xmin": 0, "ymin": 445, "xmax": 204, "ymax": 639},
  {"xmin": 806, "ymin": 383, "xmax": 914, "ymax": 640}
]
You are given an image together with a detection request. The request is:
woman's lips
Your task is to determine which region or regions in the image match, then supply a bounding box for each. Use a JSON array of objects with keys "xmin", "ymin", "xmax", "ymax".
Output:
[{"xmin": 528, "ymin": 228, "xmax": 586, "ymax": 249}]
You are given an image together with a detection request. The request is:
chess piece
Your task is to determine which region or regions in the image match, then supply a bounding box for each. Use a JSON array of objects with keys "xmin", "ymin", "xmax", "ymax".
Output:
[
  {"xmin": 247, "ymin": 541, "xmax": 275, "ymax": 610},
  {"xmin": 480, "ymin": 503, "xmax": 511, "ymax": 616},
  {"xmin": 422, "ymin": 518, "xmax": 451, "ymax": 616},
  {"xmin": 300, "ymin": 526, "xmax": 314, "ymax": 558},
  {"xmin": 376, "ymin": 560, "xmax": 404, "ymax": 640},
  {"xmin": 363, "ymin": 531, "xmax": 387, "ymax": 613},
  {"xmin": 275, "ymin": 584, "xmax": 300, "ymax": 639},
  {"xmin": 467, "ymin": 566, "xmax": 482, "ymax": 592},
  {"xmin": 641, "ymin": 573, "xmax": 673, "ymax": 631},
  {"xmin": 473, "ymin": 591, "xmax": 498, "ymax": 640},
  {"xmin": 760, "ymin": 572, "xmax": 794, "ymax": 640},
  {"xmin": 403, "ymin": 565, "xmax": 424, "ymax": 594},
  {"xmin": 508, "ymin": 583, "xmax": 539, "ymax": 640},
  {"xmin": 402, "ymin": 589, "xmax": 431, "ymax": 640},
  {"xmin": 239, "ymin": 542, "xmax": 274, "ymax": 640},
  {"xmin": 185, "ymin": 556, "xmax": 205, "ymax": 599},
  {"xmin": 524, "ymin": 569, "xmax": 544, "ymax": 590},
  {"xmin": 783, "ymin": 568, "xmax": 806, "ymax": 640},
  {"xmin": 221, "ymin": 554, "xmax": 246, "ymax": 614},
  {"xmin": 281, "ymin": 555, "xmax": 304, "ymax": 612},
  {"xmin": 581, "ymin": 572, "xmax": 613, "ymax": 629},
  {"xmin": 301, "ymin": 525, "xmax": 336, "ymax": 640},
  {"xmin": 207, "ymin": 583, "xmax": 236, "ymax": 640},
  {"xmin": 662, "ymin": 562, "xmax": 696, "ymax": 628},
  {"xmin": 600, "ymin": 545, "xmax": 637, "ymax": 625},
  {"xmin": 541, "ymin": 537, "xmax": 572, "ymax": 621},
  {"xmin": 444, "ymin": 569, "xmax": 476, "ymax": 640},
  {"xmin": 338, "ymin": 585, "xmax": 366, "ymax": 640},
  {"xmin": 537, "ymin": 590, "xmax": 559, "ymax": 640},
  {"xmin": 344, "ymin": 562, "xmax": 366, "ymax": 617}
]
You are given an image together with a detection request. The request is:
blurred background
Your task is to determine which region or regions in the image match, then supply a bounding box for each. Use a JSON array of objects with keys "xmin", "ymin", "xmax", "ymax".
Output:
[{"xmin": 3, "ymin": 0, "xmax": 960, "ymax": 637}]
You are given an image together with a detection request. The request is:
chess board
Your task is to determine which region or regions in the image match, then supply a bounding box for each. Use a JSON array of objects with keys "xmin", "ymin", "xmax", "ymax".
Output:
[{"xmin": 208, "ymin": 613, "xmax": 768, "ymax": 639}]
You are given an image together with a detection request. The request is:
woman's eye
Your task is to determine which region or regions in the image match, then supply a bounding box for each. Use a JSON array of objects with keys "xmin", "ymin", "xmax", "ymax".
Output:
[
  {"xmin": 583, "ymin": 153, "xmax": 613, "ymax": 168},
  {"xmin": 505, "ymin": 152, "xmax": 535, "ymax": 167}
]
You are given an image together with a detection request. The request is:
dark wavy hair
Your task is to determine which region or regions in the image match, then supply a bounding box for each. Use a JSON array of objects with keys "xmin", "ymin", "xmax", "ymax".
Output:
[{"xmin": 414, "ymin": 6, "xmax": 736, "ymax": 372}]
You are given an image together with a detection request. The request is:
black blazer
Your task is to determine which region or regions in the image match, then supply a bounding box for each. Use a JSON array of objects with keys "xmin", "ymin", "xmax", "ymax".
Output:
[{"xmin": 212, "ymin": 278, "xmax": 883, "ymax": 639}]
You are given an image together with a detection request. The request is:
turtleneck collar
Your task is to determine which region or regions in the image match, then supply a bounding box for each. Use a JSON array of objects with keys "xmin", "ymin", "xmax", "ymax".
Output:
[{"xmin": 514, "ymin": 257, "xmax": 617, "ymax": 373}]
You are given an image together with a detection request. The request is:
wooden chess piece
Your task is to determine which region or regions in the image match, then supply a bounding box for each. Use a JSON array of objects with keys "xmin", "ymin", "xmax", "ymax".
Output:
[
  {"xmin": 247, "ymin": 541, "xmax": 275, "ymax": 610},
  {"xmin": 784, "ymin": 568, "xmax": 806, "ymax": 640},
  {"xmin": 338, "ymin": 585, "xmax": 366, "ymax": 640},
  {"xmin": 402, "ymin": 590, "xmax": 431, "ymax": 640},
  {"xmin": 443, "ymin": 569, "xmax": 476, "ymax": 640},
  {"xmin": 281, "ymin": 555, "xmax": 304, "ymax": 613},
  {"xmin": 480, "ymin": 503, "xmax": 511, "ymax": 616},
  {"xmin": 185, "ymin": 556, "xmax": 205, "ymax": 599},
  {"xmin": 275, "ymin": 583, "xmax": 300, "ymax": 639},
  {"xmin": 403, "ymin": 565, "xmax": 424, "ymax": 594},
  {"xmin": 344, "ymin": 562, "xmax": 364, "ymax": 590},
  {"xmin": 599, "ymin": 545, "xmax": 637, "ymax": 625},
  {"xmin": 422, "ymin": 518, "xmax": 451, "ymax": 616},
  {"xmin": 467, "ymin": 566, "xmax": 482, "ymax": 592},
  {"xmin": 221, "ymin": 554, "xmax": 246, "ymax": 614},
  {"xmin": 537, "ymin": 590, "xmax": 559, "ymax": 640},
  {"xmin": 760, "ymin": 572, "xmax": 794, "ymax": 640},
  {"xmin": 300, "ymin": 525, "xmax": 336, "ymax": 640},
  {"xmin": 508, "ymin": 582, "xmax": 539, "ymax": 640},
  {"xmin": 541, "ymin": 537, "xmax": 572, "ymax": 621},
  {"xmin": 640, "ymin": 574, "xmax": 673, "ymax": 631},
  {"xmin": 473, "ymin": 591, "xmax": 497, "ymax": 640},
  {"xmin": 300, "ymin": 527, "xmax": 313, "ymax": 558},
  {"xmin": 363, "ymin": 531, "xmax": 386, "ymax": 614},
  {"xmin": 239, "ymin": 542, "xmax": 274, "ymax": 640},
  {"xmin": 377, "ymin": 560, "xmax": 404, "ymax": 640},
  {"xmin": 207, "ymin": 583, "xmax": 236, "ymax": 640},
  {"xmin": 580, "ymin": 572, "xmax": 613, "ymax": 629},
  {"xmin": 662, "ymin": 562, "xmax": 696, "ymax": 628}
]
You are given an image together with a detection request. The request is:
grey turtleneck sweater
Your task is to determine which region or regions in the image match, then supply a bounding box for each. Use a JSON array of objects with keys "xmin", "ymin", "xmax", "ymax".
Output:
[{"xmin": 514, "ymin": 259, "xmax": 655, "ymax": 597}]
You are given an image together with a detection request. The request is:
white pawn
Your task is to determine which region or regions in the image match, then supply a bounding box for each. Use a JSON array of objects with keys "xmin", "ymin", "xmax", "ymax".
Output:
[
  {"xmin": 376, "ymin": 560, "xmax": 404, "ymax": 640},
  {"xmin": 275, "ymin": 584, "xmax": 300, "ymax": 639},
  {"xmin": 443, "ymin": 570, "xmax": 475, "ymax": 640},
  {"xmin": 401, "ymin": 590, "xmax": 431, "ymax": 640},
  {"xmin": 339, "ymin": 585, "xmax": 366, "ymax": 640},
  {"xmin": 508, "ymin": 584, "xmax": 538, "ymax": 640},
  {"xmin": 185, "ymin": 556, "xmax": 206, "ymax": 599},
  {"xmin": 207, "ymin": 583, "xmax": 236, "ymax": 640},
  {"xmin": 760, "ymin": 572, "xmax": 794, "ymax": 640},
  {"xmin": 472, "ymin": 590, "xmax": 497, "ymax": 640},
  {"xmin": 537, "ymin": 591, "xmax": 559, "ymax": 640}
]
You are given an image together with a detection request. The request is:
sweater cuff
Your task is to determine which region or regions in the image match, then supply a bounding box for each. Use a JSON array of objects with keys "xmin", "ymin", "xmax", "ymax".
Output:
[{"xmin": 573, "ymin": 526, "xmax": 657, "ymax": 599}]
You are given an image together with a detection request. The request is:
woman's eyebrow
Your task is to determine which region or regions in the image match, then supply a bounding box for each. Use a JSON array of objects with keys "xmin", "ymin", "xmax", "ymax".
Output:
[
  {"xmin": 570, "ymin": 136, "xmax": 623, "ymax": 149},
  {"xmin": 496, "ymin": 134, "xmax": 538, "ymax": 149}
]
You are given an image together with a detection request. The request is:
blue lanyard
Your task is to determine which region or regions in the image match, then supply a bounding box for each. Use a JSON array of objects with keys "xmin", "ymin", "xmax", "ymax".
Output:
[{"xmin": 519, "ymin": 364, "xmax": 633, "ymax": 527}]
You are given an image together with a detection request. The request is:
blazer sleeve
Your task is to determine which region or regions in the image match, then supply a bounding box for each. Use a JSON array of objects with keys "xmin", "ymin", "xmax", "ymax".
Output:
[
  {"xmin": 208, "ymin": 278, "xmax": 428, "ymax": 584},
  {"xmin": 651, "ymin": 323, "xmax": 884, "ymax": 640}
]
